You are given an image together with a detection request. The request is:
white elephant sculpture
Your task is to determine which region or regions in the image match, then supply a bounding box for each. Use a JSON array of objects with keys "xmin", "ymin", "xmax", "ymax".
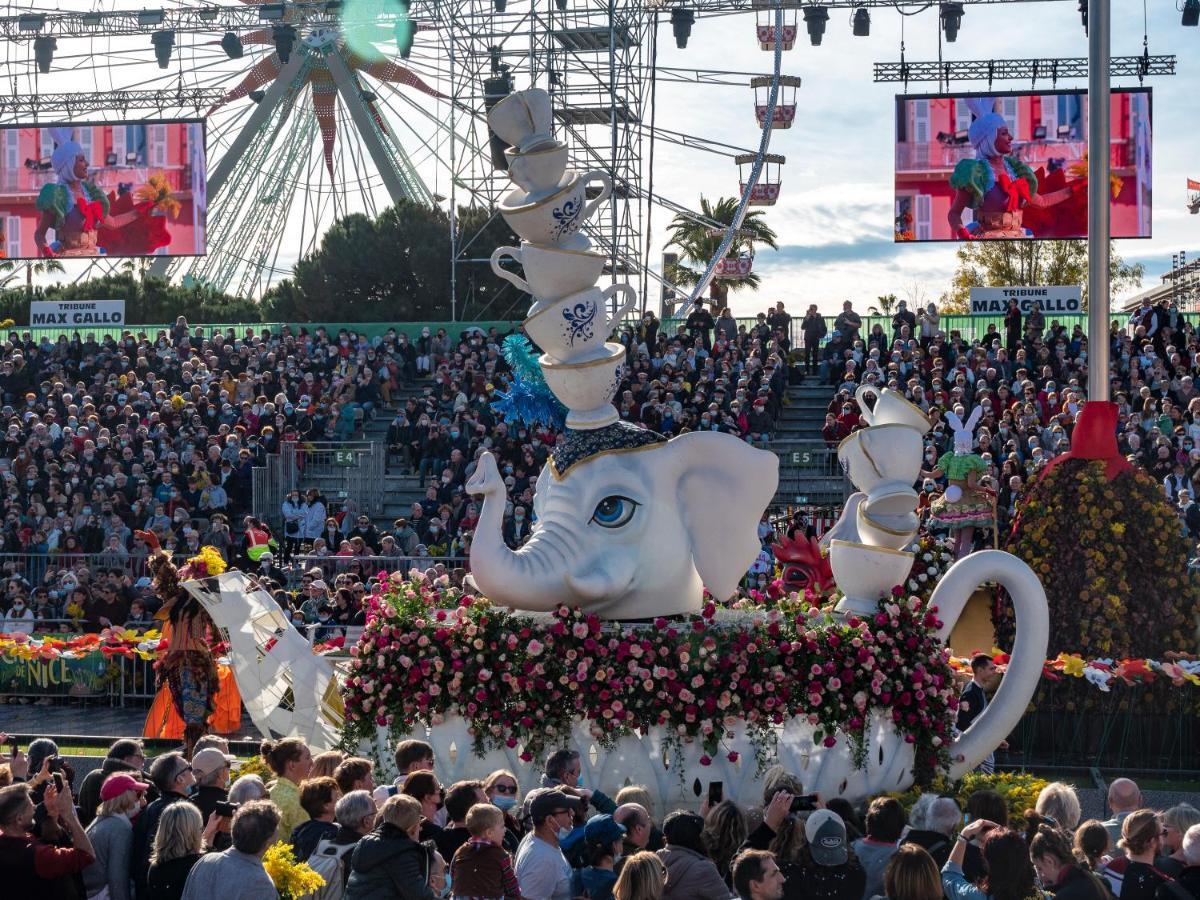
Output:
[{"xmin": 466, "ymin": 428, "xmax": 780, "ymax": 618}]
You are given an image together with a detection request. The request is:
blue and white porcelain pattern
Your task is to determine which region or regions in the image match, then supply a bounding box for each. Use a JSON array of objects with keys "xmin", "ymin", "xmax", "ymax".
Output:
[
  {"xmin": 551, "ymin": 196, "xmax": 584, "ymax": 240},
  {"xmin": 560, "ymin": 299, "xmax": 597, "ymax": 347}
]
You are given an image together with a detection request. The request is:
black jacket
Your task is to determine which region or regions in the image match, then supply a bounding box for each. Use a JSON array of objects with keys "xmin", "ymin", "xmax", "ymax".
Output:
[
  {"xmin": 902, "ymin": 829, "xmax": 954, "ymax": 869},
  {"xmin": 193, "ymin": 785, "xmax": 232, "ymax": 852},
  {"xmin": 131, "ymin": 793, "xmax": 194, "ymax": 900},
  {"xmin": 1158, "ymin": 865, "xmax": 1200, "ymax": 900},
  {"xmin": 291, "ymin": 819, "xmax": 339, "ymax": 864},
  {"xmin": 345, "ymin": 824, "xmax": 437, "ymax": 900},
  {"xmin": 1049, "ymin": 864, "xmax": 1110, "ymax": 900},
  {"xmin": 743, "ymin": 822, "xmax": 866, "ymax": 900},
  {"xmin": 145, "ymin": 853, "xmax": 201, "ymax": 900}
]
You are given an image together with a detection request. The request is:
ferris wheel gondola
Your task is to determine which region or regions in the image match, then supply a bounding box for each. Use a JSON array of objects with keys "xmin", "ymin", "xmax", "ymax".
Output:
[
  {"xmin": 752, "ymin": 75, "xmax": 801, "ymax": 129},
  {"xmin": 736, "ymin": 152, "xmax": 785, "ymax": 206},
  {"xmin": 755, "ymin": 7, "xmax": 798, "ymax": 51}
]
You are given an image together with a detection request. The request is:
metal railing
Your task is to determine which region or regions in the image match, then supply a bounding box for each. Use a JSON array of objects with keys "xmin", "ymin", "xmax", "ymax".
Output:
[{"xmin": 253, "ymin": 441, "xmax": 387, "ymax": 533}]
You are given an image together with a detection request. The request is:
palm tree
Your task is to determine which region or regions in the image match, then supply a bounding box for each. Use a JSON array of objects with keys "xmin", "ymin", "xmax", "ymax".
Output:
[
  {"xmin": 665, "ymin": 196, "xmax": 778, "ymax": 308},
  {"xmin": 0, "ymin": 261, "xmax": 21, "ymax": 292},
  {"xmin": 25, "ymin": 258, "xmax": 65, "ymax": 298},
  {"xmin": 868, "ymin": 293, "xmax": 898, "ymax": 317}
]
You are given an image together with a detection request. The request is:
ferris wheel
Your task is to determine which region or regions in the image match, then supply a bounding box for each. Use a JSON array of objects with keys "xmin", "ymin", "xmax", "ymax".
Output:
[{"xmin": 0, "ymin": 0, "xmax": 800, "ymax": 316}]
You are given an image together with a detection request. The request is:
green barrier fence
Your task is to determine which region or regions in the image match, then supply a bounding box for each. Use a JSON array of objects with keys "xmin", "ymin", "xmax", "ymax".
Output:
[{"xmin": 13, "ymin": 312, "xmax": 1092, "ymax": 347}]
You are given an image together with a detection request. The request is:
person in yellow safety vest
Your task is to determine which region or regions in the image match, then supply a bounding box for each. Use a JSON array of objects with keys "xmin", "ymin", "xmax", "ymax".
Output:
[{"xmin": 243, "ymin": 516, "xmax": 278, "ymax": 565}]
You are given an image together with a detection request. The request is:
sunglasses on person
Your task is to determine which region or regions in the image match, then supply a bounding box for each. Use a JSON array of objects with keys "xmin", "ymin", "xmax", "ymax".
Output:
[{"xmin": 492, "ymin": 784, "xmax": 518, "ymax": 795}]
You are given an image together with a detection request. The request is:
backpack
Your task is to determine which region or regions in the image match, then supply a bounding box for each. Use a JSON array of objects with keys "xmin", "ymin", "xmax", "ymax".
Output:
[{"xmin": 301, "ymin": 837, "xmax": 357, "ymax": 900}]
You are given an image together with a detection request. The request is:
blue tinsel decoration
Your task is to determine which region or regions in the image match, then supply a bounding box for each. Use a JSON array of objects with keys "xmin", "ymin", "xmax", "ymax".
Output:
[{"xmin": 491, "ymin": 334, "xmax": 568, "ymax": 430}]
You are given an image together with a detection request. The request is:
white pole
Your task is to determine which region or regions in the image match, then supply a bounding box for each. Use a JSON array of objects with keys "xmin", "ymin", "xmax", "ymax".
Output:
[{"xmin": 1087, "ymin": 0, "xmax": 1110, "ymax": 401}]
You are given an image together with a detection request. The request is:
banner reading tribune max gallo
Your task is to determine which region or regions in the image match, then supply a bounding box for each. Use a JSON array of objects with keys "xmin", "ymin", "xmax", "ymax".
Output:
[
  {"xmin": 968, "ymin": 286, "xmax": 1082, "ymax": 315},
  {"xmin": 29, "ymin": 299, "xmax": 125, "ymax": 326}
]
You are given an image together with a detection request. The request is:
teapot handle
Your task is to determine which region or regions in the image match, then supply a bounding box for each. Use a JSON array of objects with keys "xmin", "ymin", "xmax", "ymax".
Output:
[
  {"xmin": 928, "ymin": 549, "xmax": 1049, "ymax": 779},
  {"xmin": 854, "ymin": 383, "xmax": 879, "ymax": 426}
]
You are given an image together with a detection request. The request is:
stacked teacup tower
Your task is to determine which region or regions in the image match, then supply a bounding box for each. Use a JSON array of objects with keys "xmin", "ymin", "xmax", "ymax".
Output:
[
  {"xmin": 823, "ymin": 385, "xmax": 932, "ymax": 617},
  {"xmin": 488, "ymin": 88, "xmax": 638, "ymax": 430}
]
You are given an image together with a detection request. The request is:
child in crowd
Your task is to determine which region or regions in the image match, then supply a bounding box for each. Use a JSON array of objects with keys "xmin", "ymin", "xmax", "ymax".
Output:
[{"xmin": 450, "ymin": 803, "xmax": 523, "ymax": 900}]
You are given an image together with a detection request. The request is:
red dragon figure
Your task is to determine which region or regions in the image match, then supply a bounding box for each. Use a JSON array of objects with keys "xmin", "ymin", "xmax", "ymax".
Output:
[{"xmin": 769, "ymin": 532, "xmax": 835, "ymax": 600}]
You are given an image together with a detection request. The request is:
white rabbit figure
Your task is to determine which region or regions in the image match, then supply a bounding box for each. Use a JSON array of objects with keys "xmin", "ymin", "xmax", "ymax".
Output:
[{"xmin": 925, "ymin": 405, "xmax": 991, "ymax": 559}]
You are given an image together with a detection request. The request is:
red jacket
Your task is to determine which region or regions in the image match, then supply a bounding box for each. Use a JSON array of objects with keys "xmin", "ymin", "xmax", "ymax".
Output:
[{"xmin": 0, "ymin": 833, "xmax": 94, "ymax": 896}]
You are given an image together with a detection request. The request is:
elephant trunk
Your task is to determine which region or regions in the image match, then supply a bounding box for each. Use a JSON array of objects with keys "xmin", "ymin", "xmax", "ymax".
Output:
[
  {"xmin": 467, "ymin": 453, "xmax": 578, "ymax": 610},
  {"xmin": 470, "ymin": 511, "xmax": 579, "ymax": 611}
]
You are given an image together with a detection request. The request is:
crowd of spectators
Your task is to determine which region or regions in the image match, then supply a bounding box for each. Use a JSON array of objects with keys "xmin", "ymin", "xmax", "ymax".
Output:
[
  {"xmin": 815, "ymin": 294, "xmax": 1200, "ymax": 548},
  {"xmin": 2, "ymin": 731, "xmax": 1198, "ymax": 900},
  {"xmin": 0, "ymin": 305, "xmax": 795, "ymax": 644}
]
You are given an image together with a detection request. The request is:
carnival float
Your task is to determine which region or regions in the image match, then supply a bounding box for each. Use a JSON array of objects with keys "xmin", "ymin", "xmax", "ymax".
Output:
[{"xmin": 131, "ymin": 89, "xmax": 1052, "ymax": 811}]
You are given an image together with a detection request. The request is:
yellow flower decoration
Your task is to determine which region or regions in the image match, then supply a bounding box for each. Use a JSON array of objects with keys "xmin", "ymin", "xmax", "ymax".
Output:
[
  {"xmin": 1057, "ymin": 653, "xmax": 1086, "ymax": 677},
  {"xmin": 185, "ymin": 546, "xmax": 227, "ymax": 577},
  {"xmin": 134, "ymin": 172, "xmax": 182, "ymax": 219},
  {"xmin": 262, "ymin": 843, "xmax": 325, "ymax": 900}
]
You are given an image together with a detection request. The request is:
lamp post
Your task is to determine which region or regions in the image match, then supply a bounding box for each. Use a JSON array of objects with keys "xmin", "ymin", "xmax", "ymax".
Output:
[{"xmin": 1087, "ymin": 0, "xmax": 1109, "ymax": 401}]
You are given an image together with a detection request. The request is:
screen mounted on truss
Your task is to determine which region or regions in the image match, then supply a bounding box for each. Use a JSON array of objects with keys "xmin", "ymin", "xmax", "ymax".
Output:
[
  {"xmin": 894, "ymin": 89, "xmax": 1151, "ymax": 242},
  {"xmin": 0, "ymin": 118, "xmax": 206, "ymax": 260}
]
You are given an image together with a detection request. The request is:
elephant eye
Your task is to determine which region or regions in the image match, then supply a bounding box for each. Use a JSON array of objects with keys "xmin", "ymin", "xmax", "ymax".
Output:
[{"xmin": 591, "ymin": 495, "xmax": 638, "ymax": 529}]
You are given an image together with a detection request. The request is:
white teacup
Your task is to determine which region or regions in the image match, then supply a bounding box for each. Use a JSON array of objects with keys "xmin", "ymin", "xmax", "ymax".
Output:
[
  {"xmin": 856, "ymin": 501, "xmax": 919, "ymax": 551},
  {"xmin": 525, "ymin": 284, "xmax": 638, "ymax": 362},
  {"xmin": 828, "ymin": 539, "xmax": 915, "ymax": 615},
  {"xmin": 540, "ymin": 342, "xmax": 625, "ymax": 430},
  {"xmin": 505, "ymin": 141, "xmax": 569, "ymax": 198},
  {"xmin": 838, "ymin": 423, "xmax": 923, "ymax": 498},
  {"xmin": 490, "ymin": 234, "xmax": 603, "ymax": 301},
  {"xmin": 500, "ymin": 170, "xmax": 612, "ymax": 245},
  {"xmin": 488, "ymin": 88, "xmax": 554, "ymax": 153},
  {"xmin": 855, "ymin": 384, "xmax": 931, "ymax": 434}
]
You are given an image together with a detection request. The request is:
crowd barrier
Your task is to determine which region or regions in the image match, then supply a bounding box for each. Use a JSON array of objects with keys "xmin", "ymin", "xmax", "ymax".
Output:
[{"xmin": 11, "ymin": 312, "xmax": 1092, "ymax": 356}]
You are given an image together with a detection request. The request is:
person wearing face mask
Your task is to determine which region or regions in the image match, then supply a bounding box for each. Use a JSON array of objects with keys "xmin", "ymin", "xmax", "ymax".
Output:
[
  {"xmin": 483, "ymin": 771, "xmax": 524, "ymax": 854},
  {"xmin": 516, "ymin": 789, "xmax": 581, "ymax": 900},
  {"xmin": 280, "ymin": 491, "xmax": 306, "ymax": 564},
  {"xmin": 2, "ymin": 595, "xmax": 35, "ymax": 635},
  {"xmin": 570, "ymin": 815, "xmax": 627, "ymax": 900},
  {"xmin": 82, "ymin": 772, "xmax": 150, "ymax": 900},
  {"xmin": 503, "ymin": 506, "xmax": 530, "ymax": 550}
]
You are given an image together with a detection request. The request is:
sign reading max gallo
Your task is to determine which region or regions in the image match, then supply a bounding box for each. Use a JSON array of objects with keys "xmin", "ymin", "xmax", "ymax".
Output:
[
  {"xmin": 969, "ymin": 286, "xmax": 1082, "ymax": 315},
  {"xmin": 29, "ymin": 299, "xmax": 125, "ymax": 326}
]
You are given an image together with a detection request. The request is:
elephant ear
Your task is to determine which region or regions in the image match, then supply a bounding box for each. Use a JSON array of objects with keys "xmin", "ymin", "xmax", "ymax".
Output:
[{"xmin": 669, "ymin": 432, "xmax": 780, "ymax": 601}]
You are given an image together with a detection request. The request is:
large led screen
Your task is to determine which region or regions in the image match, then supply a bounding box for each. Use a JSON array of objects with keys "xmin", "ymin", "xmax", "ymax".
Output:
[
  {"xmin": 894, "ymin": 89, "xmax": 1151, "ymax": 242},
  {"xmin": 0, "ymin": 119, "xmax": 205, "ymax": 259}
]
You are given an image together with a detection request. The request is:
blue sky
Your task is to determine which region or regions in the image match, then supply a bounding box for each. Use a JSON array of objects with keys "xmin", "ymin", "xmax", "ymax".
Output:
[{"xmin": 647, "ymin": 0, "xmax": 1198, "ymax": 316}]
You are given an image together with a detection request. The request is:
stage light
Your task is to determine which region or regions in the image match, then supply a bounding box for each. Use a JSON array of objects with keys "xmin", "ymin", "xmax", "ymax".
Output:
[
  {"xmin": 1184, "ymin": 0, "xmax": 1200, "ymax": 26},
  {"xmin": 671, "ymin": 8, "xmax": 695, "ymax": 49},
  {"xmin": 1077, "ymin": 0, "xmax": 1088, "ymax": 33},
  {"xmin": 556, "ymin": 0, "xmax": 568, "ymax": 9},
  {"xmin": 151, "ymin": 29, "xmax": 175, "ymax": 68},
  {"xmin": 197, "ymin": 7, "xmax": 219, "ymax": 21},
  {"xmin": 248, "ymin": 90, "xmax": 266, "ymax": 103},
  {"xmin": 940, "ymin": 2, "xmax": 963, "ymax": 42},
  {"xmin": 18, "ymin": 14, "xmax": 45, "ymax": 32},
  {"xmin": 34, "ymin": 36, "xmax": 56, "ymax": 74},
  {"xmin": 137, "ymin": 9, "xmax": 166, "ymax": 27},
  {"xmin": 495, "ymin": 0, "xmax": 507, "ymax": 11},
  {"xmin": 273, "ymin": 24, "xmax": 297, "ymax": 62},
  {"xmin": 220, "ymin": 31, "xmax": 243, "ymax": 59},
  {"xmin": 82, "ymin": 12, "xmax": 104, "ymax": 26},
  {"xmin": 361, "ymin": 90, "xmax": 377, "ymax": 102},
  {"xmin": 482, "ymin": 67, "xmax": 514, "ymax": 170},
  {"xmin": 259, "ymin": 4, "xmax": 286, "ymax": 21},
  {"xmin": 803, "ymin": 6, "xmax": 829, "ymax": 46},
  {"xmin": 852, "ymin": 7, "xmax": 870, "ymax": 36}
]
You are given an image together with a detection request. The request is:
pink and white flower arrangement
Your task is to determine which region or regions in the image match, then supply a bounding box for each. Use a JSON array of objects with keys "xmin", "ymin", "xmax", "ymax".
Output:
[{"xmin": 342, "ymin": 574, "xmax": 959, "ymax": 783}]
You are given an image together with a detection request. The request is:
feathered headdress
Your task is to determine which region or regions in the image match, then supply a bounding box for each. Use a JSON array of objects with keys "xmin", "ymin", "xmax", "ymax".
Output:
[{"xmin": 491, "ymin": 334, "xmax": 566, "ymax": 430}]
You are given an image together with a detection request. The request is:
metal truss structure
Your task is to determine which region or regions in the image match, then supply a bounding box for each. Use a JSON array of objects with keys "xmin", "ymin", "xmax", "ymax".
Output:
[{"xmin": 874, "ymin": 55, "xmax": 1178, "ymax": 85}]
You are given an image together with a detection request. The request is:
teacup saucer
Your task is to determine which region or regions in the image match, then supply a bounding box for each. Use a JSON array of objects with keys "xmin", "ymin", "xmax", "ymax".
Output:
[{"xmin": 505, "ymin": 170, "xmax": 576, "ymax": 207}]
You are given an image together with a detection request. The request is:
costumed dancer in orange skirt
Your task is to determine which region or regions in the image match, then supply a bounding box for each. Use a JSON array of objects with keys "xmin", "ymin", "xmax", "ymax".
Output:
[{"xmin": 136, "ymin": 530, "xmax": 226, "ymax": 758}]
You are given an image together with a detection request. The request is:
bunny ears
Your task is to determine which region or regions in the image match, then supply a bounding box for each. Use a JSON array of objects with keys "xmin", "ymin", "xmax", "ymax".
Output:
[{"xmin": 946, "ymin": 406, "xmax": 983, "ymax": 455}]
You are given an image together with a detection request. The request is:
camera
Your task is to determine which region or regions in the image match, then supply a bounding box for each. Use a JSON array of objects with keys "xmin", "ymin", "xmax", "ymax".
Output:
[
  {"xmin": 214, "ymin": 801, "xmax": 239, "ymax": 818},
  {"xmin": 790, "ymin": 794, "xmax": 819, "ymax": 814},
  {"xmin": 48, "ymin": 756, "xmax": 63, "ymax": 773}
]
